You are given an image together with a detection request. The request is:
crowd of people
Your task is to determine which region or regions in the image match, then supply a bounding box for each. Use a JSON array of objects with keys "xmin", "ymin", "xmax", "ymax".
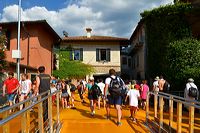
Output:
[{"xmin": 0, "ymin": 67, "xmax": 199, "ymax": 127}]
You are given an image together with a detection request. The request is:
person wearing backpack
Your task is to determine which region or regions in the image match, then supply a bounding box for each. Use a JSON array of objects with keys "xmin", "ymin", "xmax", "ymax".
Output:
[
  {"xmin": 86, "ymin": 77, "xmax": 101, "ymax": 116},
  {"xmin": 104, "ymin": 69, "xmax": 125, "ymax": 126},
  {"xmin": 184, "ymin": 78, "xmax": 199, "ymax": 103}
]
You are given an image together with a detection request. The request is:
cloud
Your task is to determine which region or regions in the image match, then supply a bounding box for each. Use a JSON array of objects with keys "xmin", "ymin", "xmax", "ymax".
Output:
[{"xmin": 0, "ymin": 0, "xmax": 173, "ymax": 38}]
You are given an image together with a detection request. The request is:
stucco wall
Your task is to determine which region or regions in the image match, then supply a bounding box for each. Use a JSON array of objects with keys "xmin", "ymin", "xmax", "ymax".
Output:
[
  {"xmin": 4, "ymin": 24, "xmax": 55, "ymax": 75},
  {"xmin": 61, "ymin": 41, "xmax": 121, "ymax": 75}
]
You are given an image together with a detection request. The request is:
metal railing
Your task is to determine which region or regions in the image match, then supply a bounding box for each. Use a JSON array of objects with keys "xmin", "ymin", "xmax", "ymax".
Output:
[
  {"xmin": 146, "ymin": 91, "xmax": 200, "ymax": 133},
  {"xmin": 0, "ymin": 90, "xmax": 61, "ymax": 133}
]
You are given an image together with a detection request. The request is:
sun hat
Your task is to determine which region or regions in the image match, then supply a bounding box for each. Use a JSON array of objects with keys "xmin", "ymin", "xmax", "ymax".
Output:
[
  {"xmin": 155, "ymin": 76, "xmax": 159, "ymax": 81},
  {"xmin": 89, "ymin": 76, "xmax": 94, "ymax": 81},
  {"xmin": 188, "ymin": 78, "xmax": 194, "ymax": 82}
]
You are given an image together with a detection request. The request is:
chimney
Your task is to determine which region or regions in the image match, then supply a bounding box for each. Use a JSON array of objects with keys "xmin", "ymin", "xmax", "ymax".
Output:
[{"xmin": 86, "ymin": 28, "xmax": 92, "ymax": 38}]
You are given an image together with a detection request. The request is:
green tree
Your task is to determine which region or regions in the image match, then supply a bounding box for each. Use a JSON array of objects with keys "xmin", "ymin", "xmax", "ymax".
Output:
[
  {"xmin": 0, "ymin": 30, "xmax": 7, "ymax": 80},
  {"xmin": 166, "ymin": 38, "xmax": 200, "ymax": 89},
  {"xmin": 53, "ymin": 50, "xmax": 95, "ymax": 79},
  {"xmin": 140, "ymin": 3, "xmax": 192, "ymax": 79}
]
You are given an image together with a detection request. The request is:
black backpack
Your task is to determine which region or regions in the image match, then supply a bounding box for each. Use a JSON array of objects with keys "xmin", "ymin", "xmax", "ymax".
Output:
[
  {"xmin": 188, "ymin": 83, "xmax": 198, "ymax": 98},
  {"xmin": 109, "ymin": 76, "xmax": 123, "ymax": 97},
  {"xmin": 91, "ymin": 84, "xmax": 101, "ymax": 98},
  {"xmin": 70, "ymin": 84, "xmax": 76, "ymax": 92},
  {"xmin": 163, "ymin": 80, "xmax": 170, "ymax": 92}
]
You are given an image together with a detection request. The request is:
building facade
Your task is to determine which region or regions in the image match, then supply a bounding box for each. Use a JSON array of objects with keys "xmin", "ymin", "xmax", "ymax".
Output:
[
  {"xmin": 128, "ymin": 20, "xmax": 146, "ymax": 80},
  {"xmin": 0, "ymin": 20, "xmax": 60, "ymax": 80},
  {"xmin": 60, "ymin": 28, "xmax": 128, "ymax": 80}
]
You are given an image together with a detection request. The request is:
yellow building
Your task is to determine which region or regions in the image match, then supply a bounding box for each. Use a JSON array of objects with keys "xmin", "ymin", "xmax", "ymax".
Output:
[{"xmin": 60, "ymin": 28, "xmax": 128, "ymax": 80}]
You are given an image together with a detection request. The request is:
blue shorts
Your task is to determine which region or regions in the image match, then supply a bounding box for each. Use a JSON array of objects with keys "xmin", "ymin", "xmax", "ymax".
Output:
[
  {"xmin": 7, "ymin": 93, "xmax": 15, "ymax": 102},
  {"xmin": 88, "ymin": 94, "xmax": 98, "ymax": 100},
  {"xmin": 107, "ymin": 95, "xmax": 122, "ymax": 105}
]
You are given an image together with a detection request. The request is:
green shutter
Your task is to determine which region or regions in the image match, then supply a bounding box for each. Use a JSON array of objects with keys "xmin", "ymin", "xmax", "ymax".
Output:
[
  {"xmin": 80, "ymin": 48, "xmax": 83, "ymax": 61},
  {"xmin": 96, "ymin": 48, "xmax": 99, "ymax": 61},
  {"xmin": 106, "ymin": 48, "xmax": 110, "ymax": 61}
]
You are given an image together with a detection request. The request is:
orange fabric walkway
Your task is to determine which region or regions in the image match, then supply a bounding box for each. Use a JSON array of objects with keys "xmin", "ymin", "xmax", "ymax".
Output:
[{"xmin": 59, "ymin": 95, "xmax": 150, "ymax": 133}]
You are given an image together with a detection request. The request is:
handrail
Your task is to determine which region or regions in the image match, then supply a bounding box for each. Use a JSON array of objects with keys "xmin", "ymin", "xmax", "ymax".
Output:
[
  {"xmin": 0, "ymin": 90, "xmax": 59, "ymax": 126},
  {"xmin": 0, "ymin": 90, "xmax": 61, "ymax": 133},
  {"xmin": 0, "ymin": 91, "xmax": 49, "ymax": 113},
  {"xmin": 149, "ymin": 91, "xmax": 200, "ymax": 108},
  {"xmin": 146, "ymin": 91, "xmax": 199, "ymax": 133}
]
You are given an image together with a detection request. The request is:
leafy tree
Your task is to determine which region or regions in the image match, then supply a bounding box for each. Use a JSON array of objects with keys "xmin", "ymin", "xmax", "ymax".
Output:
[
  {"xmin": 166, "ymin": 38, "xmax": 200, "ymax": 89},
  {"xmin": 0, "ymin": 30, "xmax": 7, "ymax": 80},
  {"xmin": 53, "ymin": 49, "xmax": 95, "ymax": 79},
  {"xmin": 140, "ymin": 3, "xmax": 192, "ymax": 80}
]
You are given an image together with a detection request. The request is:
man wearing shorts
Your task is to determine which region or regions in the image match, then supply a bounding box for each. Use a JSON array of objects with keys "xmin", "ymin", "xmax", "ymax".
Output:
[
  {"xmin": 104, "ymin": 69, "xmax": 124, "ymax": 126},
  {"xmin": 3, "ymin": 72, "xmax": 19, "ymax": 107}
]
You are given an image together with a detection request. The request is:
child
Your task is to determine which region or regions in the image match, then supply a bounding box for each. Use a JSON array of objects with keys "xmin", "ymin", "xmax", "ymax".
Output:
[
  {"xmin": 125, "ymin": 80, "xmax": 140, "ymax": 122},
  {"xmin": 50, "ymin": 83, "xmax": 57, "ymax": 104}
]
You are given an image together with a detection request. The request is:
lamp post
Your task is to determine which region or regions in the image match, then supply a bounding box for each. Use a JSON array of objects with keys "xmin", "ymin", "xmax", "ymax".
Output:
[{"xmin": 17, "ymin": 0, "xmax": 21, "ymax": 80}]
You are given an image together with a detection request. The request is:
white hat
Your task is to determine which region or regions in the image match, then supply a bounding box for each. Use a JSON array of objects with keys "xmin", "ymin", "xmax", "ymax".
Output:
[
  {"xmin": 89, "ymin": 76, "xmax": 94, "ymax": 81},
  {"xmin": 188, "ymin": 78, "xmax": 194, "ymax": 82},
  {"xmin": 155, "ymin": 76, "xmax": 159, "ymax": 81}
]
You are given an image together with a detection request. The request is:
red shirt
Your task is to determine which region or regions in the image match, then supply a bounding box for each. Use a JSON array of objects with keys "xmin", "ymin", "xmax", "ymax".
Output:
[{"xmin": 4, "ymin": 78, "xmax": 19, "ymax": 94}]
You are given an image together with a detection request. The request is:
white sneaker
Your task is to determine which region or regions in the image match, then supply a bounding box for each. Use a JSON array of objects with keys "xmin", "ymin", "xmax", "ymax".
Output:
[{"xmin": 90, "ymin": 112, "xmax": 94, "ymax": 116}]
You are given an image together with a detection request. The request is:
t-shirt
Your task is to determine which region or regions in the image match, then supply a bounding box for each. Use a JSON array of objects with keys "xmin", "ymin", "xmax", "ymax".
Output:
[
  {"xmin": 4, "ymin": 78, "xmax": 19, "ymax": 94},
  {"xmin": 141, "ymin": 84, "xmax": 149, "ymax": 100},
  {"xmin": 153, "ymin": 80, "xmax": 159, "ymax": 92},
  {"xmin": 97, "ymin": 82, "xmax": 105, "ymax": 95},
  {"xmin": 20, "ymin": 79, "xmax": 32, "ymax": 94},
  {"xmin": 127, "ymin": 89, "xmax": 140, "ymax": 107}
]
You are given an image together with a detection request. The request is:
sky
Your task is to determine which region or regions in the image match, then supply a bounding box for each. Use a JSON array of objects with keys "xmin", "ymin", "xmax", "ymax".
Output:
[{"xmin": 0, "ymin": 0, "xmax": 174, "ymax": 38}]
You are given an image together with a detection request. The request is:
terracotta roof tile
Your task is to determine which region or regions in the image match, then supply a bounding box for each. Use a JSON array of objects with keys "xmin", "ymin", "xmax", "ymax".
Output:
[{"xmin": 62, "ymin": 35, "xmax": 128, "ymax": 41}]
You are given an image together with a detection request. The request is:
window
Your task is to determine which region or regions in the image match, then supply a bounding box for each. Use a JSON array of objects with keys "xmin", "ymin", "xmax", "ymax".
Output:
[
  {"xmin": 74, "ymin": 49, "xmax": 80, "ymax": 60},
  {"xmin": 96, "ymin": 48, "xmax": 110, "ymax": 61},
  {"xmin": 70, "ymin": 48, "xmax": 83, "ymax": 61}
]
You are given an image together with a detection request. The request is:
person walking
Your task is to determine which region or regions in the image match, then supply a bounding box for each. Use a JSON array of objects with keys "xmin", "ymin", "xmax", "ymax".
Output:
[
  {"xmin": 19, "ymin": 73, "xmax": 32, "ymax": 110},
  {"xmin": 35, "ymin": 66, "xmax": 51, "ymax": 123},
  {"xmin": 125, "ymin": 83, "xmax": 140, "ymax": 122},
  {"xmin": 184, "ymin": 78, "xmax": 199, "ymax": 110},
  {"xmin": 153, "ymin": 76, "xmax": 159, "ymax": 93},
  {"xmin": 2, "ymin": 72, "xmax": 19, "ymax": 109},
  {"xmin": 86, "ymin": 77, "xmax": 101, "ymax": 116},
  {"xmin": 158, "ymin": 75, "xmax": 165, "ymax": 92},
  {"xmin": 97, "ymin": 79, "xmax": 105, "ymax": 109},
  {"xmin": 140, "ymin": 80, "xmax": 149, "ymax": 110},
  {"xmin": 77, "ymin": 81, "xmax": 86, "ymax": 103},
  {"xmin": 104, "ymin": 69, "xmax": 125, "ymax": 126}
]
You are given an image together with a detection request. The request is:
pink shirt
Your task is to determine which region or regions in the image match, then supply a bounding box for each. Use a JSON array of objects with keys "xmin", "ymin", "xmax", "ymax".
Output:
[{"xmin": 141, "ymin": 84, "xmax": 149, "ymax": 100}]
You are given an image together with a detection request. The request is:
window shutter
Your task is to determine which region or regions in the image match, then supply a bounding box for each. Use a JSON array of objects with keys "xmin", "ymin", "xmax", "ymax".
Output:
[
  {"xmin": 106, "ymin": 48, "xmax": 110, "ymax": 61},
  {"xmin": 96, "ymin": 48, "xmax": 100, "ymax": 61},
  {"xmin": 80, "ymin": 48, "xmax": 83, "ymax": 61},
  {"xmin": 69, "ymin": 49, "xmax": 73, "ymax": 61}
]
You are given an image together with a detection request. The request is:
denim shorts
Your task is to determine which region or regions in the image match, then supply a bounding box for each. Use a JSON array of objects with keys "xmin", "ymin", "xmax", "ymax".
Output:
[
  {"xmin": 107, "ymin": 95, "xmax": 122, "ymax": 105},
  {"xmin": 7, "ymin": 93, "xmax": 15, "ymax": 102}
]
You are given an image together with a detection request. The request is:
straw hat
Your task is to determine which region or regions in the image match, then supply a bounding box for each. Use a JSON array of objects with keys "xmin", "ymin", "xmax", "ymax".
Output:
[
  {"xmin": 155, "ymin": 76, "xmax": 159, "ymax": 81},
  {"xmin": 89, "ymin": 76, "xmax": 94, "ymax": 81},
  {"xmin": 188, "ymin": 78, "xmax": 194, "ymax": 82}
]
